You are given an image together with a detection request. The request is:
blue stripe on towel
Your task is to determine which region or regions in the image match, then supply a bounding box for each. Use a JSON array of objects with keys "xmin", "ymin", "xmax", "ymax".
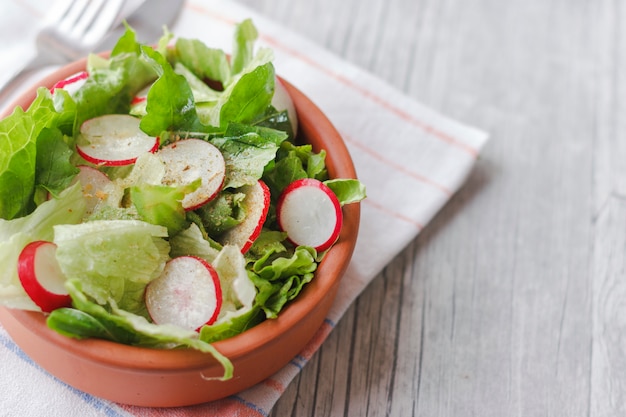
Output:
[{"xmin": 230, "ymin": 394, "xmax": 269, "ymax": 417}]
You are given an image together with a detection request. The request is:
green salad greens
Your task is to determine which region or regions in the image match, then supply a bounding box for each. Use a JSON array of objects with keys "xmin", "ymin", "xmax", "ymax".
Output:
[{"xmin": 0, "ymin": 20, "xmax": 365, "ymax": 379}]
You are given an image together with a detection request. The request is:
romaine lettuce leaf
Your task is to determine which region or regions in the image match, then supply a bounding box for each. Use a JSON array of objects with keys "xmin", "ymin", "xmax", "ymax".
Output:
[
  {"xmin": 169, "ymin": 223, "xmax": 221, "ymax": 262},
  {"xmin": 53, "ymin": 220, "xmax": 169, "ymax": 312},
  {"xmin": 198, "ymin": 245, "xmax": 261, "ymax": 343},
  {"xmin": 130, "ymin": 180, "xmax": 198, "ymax": 236},
  {"xmin": 0, "ymin": 88, "xmax": 60, "ymax": 219},
  {"xmin": 213, "ymin": 245, "xmax": 256, "ymax": 315},
  {"xmin": 0, "ymin": 183, "xmax": 85, "ymax": 310}
]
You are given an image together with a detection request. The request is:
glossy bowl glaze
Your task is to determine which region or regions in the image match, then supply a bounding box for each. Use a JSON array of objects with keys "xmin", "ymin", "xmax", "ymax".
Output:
[{"xmin": 0, "ymin": 57, "xmax": 360, "ymax": 407}]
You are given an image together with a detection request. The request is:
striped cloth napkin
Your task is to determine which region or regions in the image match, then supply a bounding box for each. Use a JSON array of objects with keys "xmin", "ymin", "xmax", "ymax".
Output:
[{"xmin": 0, "ymin": 1, "xmax": 488, "ymax": 416}]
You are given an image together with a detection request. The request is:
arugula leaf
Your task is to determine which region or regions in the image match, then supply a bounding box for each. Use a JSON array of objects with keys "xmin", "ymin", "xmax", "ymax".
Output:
[
  {"xmin": 211, "ymin": 123, "xmax": 286, "ymax": 189},
  {"xmin": 139, "ymin": 45, "xmax": 207, "ymax": 136},
  {"xmin": 219, "ymin": 62, "xmax": 275, "ymax": 128}
]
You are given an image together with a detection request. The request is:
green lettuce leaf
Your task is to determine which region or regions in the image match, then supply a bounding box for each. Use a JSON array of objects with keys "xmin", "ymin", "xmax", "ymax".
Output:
[
  {"xmin": 174, "ymin": 38, "xmax": 231, "ymax": 85},
  {"xmin": 53, "ymin": 220, "xmax": 169, "ymax": 312},
  {"xmin": 130, "ymin": 180, "xmax": 199, "ymax": 236},
  {"xmin": 34, "ymin": 127, "xmax": 79, "ymax": 204},
  {"xmin": 169, "ymin": 223, "xmax": 221, "ymax": 261},
  {"xmin": 211, "ymin": 123, "xmax": 286, "ymax": 189},
  {"xmin": 250, "ymin": 245, "xmax": 317, "ymax": 318},
  {"xmin": 324, "ymin": 178, "xmax": 367, "ymax": 206},
  {"xmin": 0, "ymin": 89, "xmax": 60, "ymax": 219},
  {"xmin": 0, "ymin": 183, "xmax": 85, "ymax": 310},
  {"xmin": 218, "ymin": 62, "xmax": 275, "ymax": 128},
  {"xmin": 231, "ymin": 18, "xmax": 258, "ymax": 75},
  {"xmin": 195, "ymin": 189, "xmax": 246, "ymax": 235},
  {"xmin": 139, "ymin": 45, "xmax": 207, "ymax": 136},
  {"xmin": 198, "ymin": 245, "xmax": 260, "ymax": 342}
]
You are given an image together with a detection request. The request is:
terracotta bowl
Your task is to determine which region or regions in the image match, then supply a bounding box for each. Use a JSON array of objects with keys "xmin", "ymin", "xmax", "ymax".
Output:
[{"xmin": 0, "ymin": 58, "xmax": 360, "ymax": 407}]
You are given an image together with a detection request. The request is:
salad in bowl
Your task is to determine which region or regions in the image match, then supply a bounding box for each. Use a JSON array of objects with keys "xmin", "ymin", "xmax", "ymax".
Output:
[{"xmin": 0, "ymin": 19, "xmax": 365, "ymax": 382}]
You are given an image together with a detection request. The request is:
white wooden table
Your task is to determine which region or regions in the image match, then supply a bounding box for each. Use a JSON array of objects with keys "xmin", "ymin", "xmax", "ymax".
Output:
[{"xmin": 236, "ymin": 0, "xmax": 626, "ymax": 415}]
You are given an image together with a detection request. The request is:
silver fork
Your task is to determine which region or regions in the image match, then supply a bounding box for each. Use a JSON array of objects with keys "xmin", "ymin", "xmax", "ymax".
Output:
[{"xmin": 0, "ymin": 0, "xmax": 125, "ymax": 96}]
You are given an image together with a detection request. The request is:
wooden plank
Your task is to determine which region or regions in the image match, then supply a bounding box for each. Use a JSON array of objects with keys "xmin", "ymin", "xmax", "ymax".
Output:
[
  {"xmin": 230, "ymin": 0, "xmax": 626, "ymax": 416},
  {"xmin": 591, "ymin": 196, "xmax": 626, "ymax": 416}
]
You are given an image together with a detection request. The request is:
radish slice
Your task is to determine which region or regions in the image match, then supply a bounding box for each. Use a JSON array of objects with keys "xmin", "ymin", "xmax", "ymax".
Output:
[
  {"xmin": 17, "ymin": 241, "xmax": 71, "ymax": 313},
  {"xmin": 51, "ymin": 71, "xmax": 88, "ymax": 95},
  {"xmin": 220, "ymin": 180, "xmax": 271, "ymax": 253},
  {"xmin": 277, "ymin": 178, "xmax": 343, "ymax": 252},
  {"xmin": 76, "ymin": 114, "xmax": 160, "ymax": 166},
  {"xmin": 272, "ymin": 77, "xmax": 298, "ymax": 134},
  {"xmin": 131, "ymin": 85, "xmax": 150, "ymax": 105},
  {"xmin": 158, "ymin": 139, "xmax": 226, "ymax": 210},
  {"xmin": 72, "ymin": 165, "xmax": 112, "ymax": 216},
  {"xmin": 129, "ymin": 84, "xmax": 151, "ymax": 116},
  {"xmin": 145, "ymin": 256, "xmax": 223, "ymax": 331}
]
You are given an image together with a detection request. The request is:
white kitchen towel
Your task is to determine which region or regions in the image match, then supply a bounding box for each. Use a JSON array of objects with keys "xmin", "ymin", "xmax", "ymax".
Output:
[{"xmin": 0, "ymin": 0, "xmax": 488, "ymax": 416}]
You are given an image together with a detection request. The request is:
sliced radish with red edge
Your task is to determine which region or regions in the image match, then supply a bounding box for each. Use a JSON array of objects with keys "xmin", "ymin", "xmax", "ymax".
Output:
[
  {"xmin": 277, "ymin": 178, "xmax": 343, "ymax": 252},
  {"xmin": 158, "ymin": 139, "xmax": 226, "ymax": 210},
  {"xmin": 131, "ymin": 85, "xmax": 150, "ymax": 105},
  {"xmin": 220, "ymin": 180, "xmax": 271, "ymax": 253},
  {"xmin": 17, "ymin": 241, "xmax": 71, "ymax": 313},
  {"xmin": 129, "ymin": 84, "xmax": 151, "ymax": 116},
  {"xmin": 76, "ymin": 114, "xmax": 159, "ymax": 166},
  {"xmin": 51, "ymin": 71, "xmax": 88, "ymax": 95},
  {"xmin": 145, "ymin": 256, "xmax": 222, "ymax": 331}
]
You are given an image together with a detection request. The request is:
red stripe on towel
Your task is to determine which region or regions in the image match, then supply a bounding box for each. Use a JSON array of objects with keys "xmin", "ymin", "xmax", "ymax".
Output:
[{"xmin": 342, "ymin": 133, "xmax": 453, "ymax": 196}]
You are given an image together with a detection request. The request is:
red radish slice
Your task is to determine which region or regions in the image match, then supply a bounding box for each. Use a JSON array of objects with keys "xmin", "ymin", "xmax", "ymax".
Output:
[
  {"xmin": 145, "ymin": 256, "xmax": 222, "ymax": 331},
  {"xmin": 131, "ymin": 85, "xmax": 150, "ymax": 105},
  {"xmin": 158, "ymin": 139, "xmax": 226, "ymax": 210},
  {"xmin": 130, "ymin": 84, "xmax": 151, "ymax": 116},
  {"xmin": 51, "ymin": 71, "xmax": 88, "ymax": 95},
  {"xmin": 220, "ymin": 180, "xmax": 271, "ymax": 253},
  {"xmin": 277, "ymin": 178, "xmax": 343, "ymax": 252},
  {"xmin": 72, "ymin": 165, "xmax": 112, "ymax": 215},
  {"xmin": 131, "ymin": 96, "xmax": 147, "ymax": 106},
  {"xmin": 17, "ymin": 241, "xmax": 71, "ymax": 313},
  {"xmin": 76, "ymin": 114, "xmax": 159, "ymax": 166}
]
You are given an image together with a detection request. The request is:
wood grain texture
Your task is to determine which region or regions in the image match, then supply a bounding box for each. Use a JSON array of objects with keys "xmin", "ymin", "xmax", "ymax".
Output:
[{"xmin": 234, "ymin": 0, "xmax": 626, "ymax": 415}]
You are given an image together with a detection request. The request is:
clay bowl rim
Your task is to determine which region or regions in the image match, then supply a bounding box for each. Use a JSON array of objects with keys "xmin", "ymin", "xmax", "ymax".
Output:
[{"xmin": 1, "ymin": 55, "xmax": 360, "ymax": 373}]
